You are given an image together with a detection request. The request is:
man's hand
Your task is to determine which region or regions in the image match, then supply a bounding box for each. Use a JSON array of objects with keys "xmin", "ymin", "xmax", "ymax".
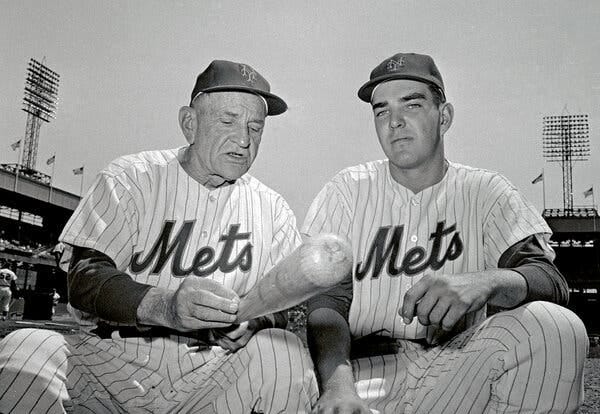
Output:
[
  {"xmin": 400, "ymin": 273, "xmax": 492, "ymax": 332},
  {"xmin": 311, "ymin": 388, "xmax": 371, "ymax": 414},
  {"xmin": 137, "ymin": 276, "xmax": 239, "ymax": 331},
  {"xmin": 166, "ymin": 277, "xmax": 239, "ymax": 330},
  {"xmin": 209, "ymin": 318, "xmax": 265, "ymax": 352}
]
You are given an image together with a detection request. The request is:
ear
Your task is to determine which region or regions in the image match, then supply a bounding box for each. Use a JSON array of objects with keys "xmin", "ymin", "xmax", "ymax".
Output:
[
  {"xmin": 439, "ymin": 102, "xmax": 454, "ymax": 135},
  {"xmin": 178, "ymin": 106, "xmax": 197, "ymax": 145}
]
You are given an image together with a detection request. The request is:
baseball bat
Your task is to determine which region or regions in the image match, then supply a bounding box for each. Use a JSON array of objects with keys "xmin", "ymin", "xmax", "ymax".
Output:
[{"xmin": 234, "ymin": 233, "xmax": 352, "ymax": 323}]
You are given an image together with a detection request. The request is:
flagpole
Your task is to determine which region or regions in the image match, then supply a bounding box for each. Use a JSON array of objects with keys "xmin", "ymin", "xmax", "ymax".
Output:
[
  {"xmin": 14, "ymin": 142, "xmax": 23, "ymax": 192},
  {"xmin": 49, "ymin": 154, "xmax": 56, "ymax": 203},
  {"xmin": 79, "ymin": 167, "xmax": 84, "ymax": 196},
  {"xmin": 593, "ymin": 185, "xmax": 597, "ymax": 233},
  {"xmin": 542, "ymin": 168, "xmax": 546, "ymax": 213},
  {"xmin": 14, "ymin": 141, "xmax": 20, "ymax": 163}
]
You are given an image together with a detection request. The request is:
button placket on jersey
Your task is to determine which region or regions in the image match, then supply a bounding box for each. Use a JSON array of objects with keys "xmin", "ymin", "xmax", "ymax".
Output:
[
  {"xmin": 409, "ymin": 195, "xmax": 421, "ymax": 244},
  {"xmin": 201, "ymin": 193, "xmax": 218, "ymax": 239}
]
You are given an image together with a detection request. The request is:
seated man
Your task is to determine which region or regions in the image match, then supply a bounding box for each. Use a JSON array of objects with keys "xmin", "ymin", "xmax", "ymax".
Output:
[
  {"xmin": 0, "ymin": 60, "xmax": 320, "ymax": 413},
  {"xmin": 304, "ymin": 52, "xmax": 587, "ymax": 414}
]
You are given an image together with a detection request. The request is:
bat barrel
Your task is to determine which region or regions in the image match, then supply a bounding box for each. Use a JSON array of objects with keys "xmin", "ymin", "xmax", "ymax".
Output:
[{"xmin": 235, "ymin": 233, "xmax": 352, "ymax": 322}]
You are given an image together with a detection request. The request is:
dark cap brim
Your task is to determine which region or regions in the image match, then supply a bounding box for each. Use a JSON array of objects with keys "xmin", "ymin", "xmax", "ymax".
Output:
[
  {"xmin": 192, "ymin": 85, "xmax": 287, "ymax": 116},
  {"xmin": 358, "ymin": 74, "xmax": 445, "ymax": 103}
]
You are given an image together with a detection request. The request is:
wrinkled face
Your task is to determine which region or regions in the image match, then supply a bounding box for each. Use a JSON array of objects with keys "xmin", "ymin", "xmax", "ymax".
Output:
[
  {"xmin": 191, "ymin": 91, "xmax": 266, "ymax": 182},
  {"xmin": 371, "ymin": 79, "xmax": 445, "ymax": 172}
]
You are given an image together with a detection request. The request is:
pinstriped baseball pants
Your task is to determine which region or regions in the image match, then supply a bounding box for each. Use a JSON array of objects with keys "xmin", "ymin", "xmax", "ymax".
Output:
[
  {"xmin": 353, "ymin": 301, "xmax": 587, "ymax": 414},
  {"xmin": 0, "ymin": 328, "xmax": 318, "ymax": 413}
]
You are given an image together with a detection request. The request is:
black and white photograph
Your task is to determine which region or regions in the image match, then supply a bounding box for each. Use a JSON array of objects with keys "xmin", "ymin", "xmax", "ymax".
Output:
[{"xmin": 1, "ymin": 1, "xmax": 599, "ymax": 413}]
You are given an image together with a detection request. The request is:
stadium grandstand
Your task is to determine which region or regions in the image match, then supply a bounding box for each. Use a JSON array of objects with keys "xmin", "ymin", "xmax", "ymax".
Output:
[
  {"xmin": 0, "ymin": 163, "xmax": 79, "ymax": 309},
  {"xmin": 544, "ymin": 208, "xmax": 600, "ymax": 333}
]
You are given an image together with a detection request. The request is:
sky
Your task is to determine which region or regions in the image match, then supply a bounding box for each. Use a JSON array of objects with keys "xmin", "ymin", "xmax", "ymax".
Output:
[{"xmin": 1, "ymin": 0, "xmax": 599, "ymax": 222}]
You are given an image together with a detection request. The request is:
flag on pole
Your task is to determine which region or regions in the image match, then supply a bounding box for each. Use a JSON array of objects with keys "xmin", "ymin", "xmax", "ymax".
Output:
[
  {"xmin": 584, "ymin": 187, "xmax": 594, "ymax": 198},
  {"xmin": 10, "ymin": 140, "xmax": 21, "ymax": 151},
  {"xmin": 531, "ymin": 172, "xmax": 543, "ymax": 184},
  {"xmin": 46, "ymin": 155, "xmax": 56, "ymax": 165},
  {"xmin": 73, "ymin": 166, "xmax": 84, "ymax": 175}
]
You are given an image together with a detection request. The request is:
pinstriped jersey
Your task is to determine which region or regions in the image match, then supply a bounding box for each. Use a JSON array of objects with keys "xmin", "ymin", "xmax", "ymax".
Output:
[
  {"xmin": 0, "ymin": 269, "xmax": 16, "ymax": 287},
  {"xmin": 302, "ymin": 159, "xmax": 552, "ymax": 340},
  {"xmin": 60, "ymin": 147, "xmax": 301, "ymax": 325}
]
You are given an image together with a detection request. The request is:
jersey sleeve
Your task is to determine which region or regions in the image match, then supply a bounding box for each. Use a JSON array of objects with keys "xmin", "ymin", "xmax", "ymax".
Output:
[
  {"xmin": 482, "ymin": 175, "xmax": 551, "ymax": 269},
  {"xmin": 270, "ymin": 196, "xmax": 302, "ymax": 265},
  {"xmin": 303, "ymin": 179, "xmax": 354, "ymax": 319},
  {"xmin": 301, "ymin": 181, "xmax": 352, "ymax": 240},
  {"xmin": 59, "ymin": 170, "xmax": 140, "ymax": 267}
]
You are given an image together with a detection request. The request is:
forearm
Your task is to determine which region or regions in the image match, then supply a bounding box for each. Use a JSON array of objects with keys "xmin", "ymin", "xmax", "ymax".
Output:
[
  {"xmin": 483, "ymin": 268, "xmax": 528, "ymax": 308},
  {"xmin": 68, "ymin": 246, "xmax": 152, "ymax": 324},
  {"xmin": 307, "ymin": 308, "xmax": 355, "ymax": 393}
]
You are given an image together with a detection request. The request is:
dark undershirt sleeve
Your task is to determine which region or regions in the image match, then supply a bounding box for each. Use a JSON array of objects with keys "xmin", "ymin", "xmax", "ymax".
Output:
[
  {"xmin": 498, "ymin": 234, "xmax": 569, "ymax": 306},
  {"xmin": 306, "ymin": 271, "xmax": 353, "ymax": 319},
  {"xmin": 68, "ymin": 246, "xmax": 153, "ymax": 324},
  {"xmin": 272, "ymin": 311, "xmax": 288, "ymax": 328}
]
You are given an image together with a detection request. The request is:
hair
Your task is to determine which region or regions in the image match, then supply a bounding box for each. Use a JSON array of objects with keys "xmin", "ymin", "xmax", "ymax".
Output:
[
  {"xmin": 190, "ymin": 91, "xmax": 210, "ymax": 109},
  {"xmin": 428, "ymin": 84, "xmax": 446, "ymax": 106}
]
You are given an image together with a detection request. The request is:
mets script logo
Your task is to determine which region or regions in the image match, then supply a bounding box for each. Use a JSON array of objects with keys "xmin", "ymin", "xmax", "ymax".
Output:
[
  {"xmin": 386, "ymin": 57, "xmax": 406, "ymax": 72},
  {"xmin": 130, "ymin": 221, "xmax": 253, "ymax": 277},
  {"xmin": 239, "ymin": 64, "xmax": 257, "ymax": 84},
  {"xmin": 355, "ymin": 221, "xmax": 463, "ymax": 280}
]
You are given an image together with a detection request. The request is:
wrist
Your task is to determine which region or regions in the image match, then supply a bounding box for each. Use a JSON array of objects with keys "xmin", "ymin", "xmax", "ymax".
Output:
[
  {"xmin": 325, "ymin": 381, "xmax": 356, "ymax": 392},
  {"xmin": 320, "ymin": 362, "xmax": 356, "ymax": 394},
  {"xmin": 487, "ymin": 269, "xmax": 527, "ymax": 308},
  {"xmin": 137, "ymin": 287, "xmax": 175, "ymax": 328}
]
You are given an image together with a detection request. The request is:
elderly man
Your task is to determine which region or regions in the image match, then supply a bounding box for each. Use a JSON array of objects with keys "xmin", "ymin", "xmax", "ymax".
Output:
[
  {"xmin": 303, "ymin": 53, "xmax": 587, "ymax": 413},
  {"xmin": 0, "ymin": 60, "xmax": 319, "ymax": 413}
]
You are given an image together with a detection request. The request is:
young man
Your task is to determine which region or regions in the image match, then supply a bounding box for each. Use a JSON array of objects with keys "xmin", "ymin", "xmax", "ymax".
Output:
[
  {"xmin": 0, "ymin": 60, "xmax": 322, "ymax": 413},
  {"xmin": 303, "ymin": 53, "xmax": 587, "ymax": 413}
]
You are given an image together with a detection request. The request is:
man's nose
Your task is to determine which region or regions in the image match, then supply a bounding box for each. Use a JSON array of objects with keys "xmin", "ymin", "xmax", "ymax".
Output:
[
  {"xmin": 231, "ymin": 130, "xmax": 250, "ymax": 148},
  {"xmin": 390, "ymin": 112, "xmax": 405, "ymax": 129}
]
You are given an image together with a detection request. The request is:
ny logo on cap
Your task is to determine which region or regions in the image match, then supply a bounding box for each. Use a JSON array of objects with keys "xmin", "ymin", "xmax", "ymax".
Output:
[
  {"xmin": 386, "ymin": 57, "xmax": 406, "ymax": 72},
  {"xmin": 239, "ymin": 64, "xmax": 257, "ymax": 84}
]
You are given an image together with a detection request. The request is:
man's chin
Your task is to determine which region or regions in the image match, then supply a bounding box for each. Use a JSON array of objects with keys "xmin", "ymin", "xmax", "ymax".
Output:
[
  {"xmin": 219, "ymin": 168, "xmax": 249, "ymax": 182},
  {"xmin": 388, "ymin": 156, "xmax": 418, "ymax": 170}
]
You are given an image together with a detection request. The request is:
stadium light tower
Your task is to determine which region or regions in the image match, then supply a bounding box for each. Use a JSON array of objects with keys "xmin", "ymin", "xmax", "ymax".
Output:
[
  {"xmin": 542, "ymin": 114, "xmax": 590, "ymax": 214},
  {"xmin": 21, "ymin": 58, "xmax": 60, "ymax": 171}
]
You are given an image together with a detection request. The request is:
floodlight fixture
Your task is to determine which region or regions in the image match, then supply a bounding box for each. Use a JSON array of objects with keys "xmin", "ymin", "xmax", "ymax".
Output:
[
  {"xmin": 20, "ymin": 58, "xmax": 60, "ymax": 170},
  {"xmin": 542, "ymin": 114, "xmax": 590, "ymax": 213}
]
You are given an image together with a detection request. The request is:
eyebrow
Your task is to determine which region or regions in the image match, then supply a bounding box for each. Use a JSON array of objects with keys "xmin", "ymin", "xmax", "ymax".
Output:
[
  {"xmin": 372, "ymin": 92, "xmax": 427, "ymax": 109},
  {"xmin": 222, "ymin": 111, "xmax": 265, "ymax": 125},
  {"xmin": 402, "ymin": 92, "xmax": 427, "ymax": 101}
]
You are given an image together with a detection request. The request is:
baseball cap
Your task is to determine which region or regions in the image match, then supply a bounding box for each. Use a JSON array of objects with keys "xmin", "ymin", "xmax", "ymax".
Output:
[
  {"xmin": 190, "ymin": 60, "xmax": 287, "ymax": 116},
  {"xmin": 357, "ymin": 53, "xmax": 445, "ymax": 103}
]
